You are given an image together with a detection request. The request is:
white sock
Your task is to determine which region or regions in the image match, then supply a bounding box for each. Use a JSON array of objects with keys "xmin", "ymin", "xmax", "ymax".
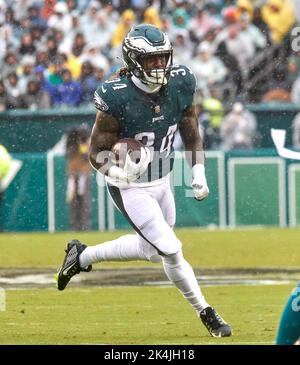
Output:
[
  {"xmin": 79, "ymin": 234, "xmax": 148, "ymax": 267},
  {"xmin": 162, "ymin": 251, "xmax": 209, "ymax": 314}
]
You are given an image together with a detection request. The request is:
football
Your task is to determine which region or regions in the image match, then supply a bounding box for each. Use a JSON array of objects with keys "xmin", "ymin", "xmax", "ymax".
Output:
[{"xmin": 111, "ymin": 138, "xmax": 144, "ymax": 168}]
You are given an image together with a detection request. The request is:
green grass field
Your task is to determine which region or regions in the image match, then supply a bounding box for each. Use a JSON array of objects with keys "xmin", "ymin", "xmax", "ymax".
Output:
[{"xmin": 0, "ymin": 227, "xmax": 299, "ymax": 344}]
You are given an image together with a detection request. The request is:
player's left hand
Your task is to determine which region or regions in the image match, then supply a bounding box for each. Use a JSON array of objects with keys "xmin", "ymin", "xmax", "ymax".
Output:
[
  {"xmin": 191, "ymin": 164, "xmax": 209, "ymax": 201},
  {"xmin": 123, "ymin": 146, "xmax": 151, "ymax": 179}
]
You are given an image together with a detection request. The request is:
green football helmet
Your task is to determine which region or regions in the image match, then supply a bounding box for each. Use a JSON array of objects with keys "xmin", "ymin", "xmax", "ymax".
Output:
[{"xmin": 122, "ymin": 24, "xmax": 173, "ymax": 86}]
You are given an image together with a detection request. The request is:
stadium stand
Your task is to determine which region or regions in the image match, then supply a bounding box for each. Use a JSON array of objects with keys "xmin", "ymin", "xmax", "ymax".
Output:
[{"xmin": 0, "ymin": 0, "xmax": 299, "ymax": 149}]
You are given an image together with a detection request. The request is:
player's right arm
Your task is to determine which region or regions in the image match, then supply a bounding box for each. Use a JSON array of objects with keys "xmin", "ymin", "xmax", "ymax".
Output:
[{"xmin": 89, "ymin": 110, "xmax": 120, "ymax": 175}]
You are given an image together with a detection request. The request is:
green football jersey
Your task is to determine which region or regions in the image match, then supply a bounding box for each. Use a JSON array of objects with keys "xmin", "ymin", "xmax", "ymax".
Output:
[{"xmin": 94, "ymin": 64, "xmax": 196, "ymax": 182}]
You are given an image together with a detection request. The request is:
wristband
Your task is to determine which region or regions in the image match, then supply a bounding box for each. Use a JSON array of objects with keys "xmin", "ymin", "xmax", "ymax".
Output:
[{"xmin": 192, "ymin": 163, "xmax": 205, "ymax": 180}]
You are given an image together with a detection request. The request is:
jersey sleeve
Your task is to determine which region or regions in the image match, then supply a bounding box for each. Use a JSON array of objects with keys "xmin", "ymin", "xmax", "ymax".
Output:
[
  {"xmin": 94, "ymin": 82, "xmax": 121, "ymax": 119},
  {"xmin": 172, "ymin": 64, "xmax": 197, "ymax": 111}
]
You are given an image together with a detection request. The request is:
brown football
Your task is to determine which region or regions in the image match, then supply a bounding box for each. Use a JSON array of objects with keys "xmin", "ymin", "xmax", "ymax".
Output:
[{"xmin": 111, "ymin": 138, "xmax": 144, "ymax": 167}]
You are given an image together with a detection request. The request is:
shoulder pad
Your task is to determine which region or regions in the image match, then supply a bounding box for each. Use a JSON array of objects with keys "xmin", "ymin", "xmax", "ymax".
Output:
[
  {"xmin": 169, "ymin": 64, "xmax": 196, "ymax": 95},
  {"xmin": 94, "ymin": 77, "xmax": 129, "ymax": 115}
]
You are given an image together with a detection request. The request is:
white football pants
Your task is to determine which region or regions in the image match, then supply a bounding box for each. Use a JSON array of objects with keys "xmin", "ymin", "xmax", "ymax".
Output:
[{"xmin": 79, "ymin": 176, "xmax": 209, "ymax": 313}]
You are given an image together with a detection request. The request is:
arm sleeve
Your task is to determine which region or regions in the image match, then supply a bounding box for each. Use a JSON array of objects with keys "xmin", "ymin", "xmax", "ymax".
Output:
[
  {"xmin": 181, "ymin": 65, "xmax": 197, "ymax": 110},
  {"xmin": 173, "ymin": 65, "xmax": 197, "ymax": 117}
]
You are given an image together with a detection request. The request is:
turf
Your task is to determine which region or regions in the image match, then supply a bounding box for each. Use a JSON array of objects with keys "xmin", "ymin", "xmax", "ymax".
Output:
[
  {"xmin": 0, "ymin": 284, "xmax": 294, "ymax": 345},
  {"xmin": 0, "ymin": 227, "xmax": 300, "ymax": 268},
  {"xmin": 0, "ymin": 227, "xmax": 299, "ymax": 345}
]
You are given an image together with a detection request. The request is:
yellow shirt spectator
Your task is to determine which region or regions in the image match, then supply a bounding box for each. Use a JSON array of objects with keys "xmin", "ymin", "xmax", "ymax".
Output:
[
  {"xmin": 111, "ymin": 9, "xmax": 136, "ymax": 48},
  {"xmin": 237, "ymin": 0, "xmax": 254, "ymax": 20},
  {"xmin": 143, "ymin": 7, "xmax": 161, "ymax": 28},
  {"xmin": 262, "ymin": 0, "xmax": 295, "ymax": 44}
]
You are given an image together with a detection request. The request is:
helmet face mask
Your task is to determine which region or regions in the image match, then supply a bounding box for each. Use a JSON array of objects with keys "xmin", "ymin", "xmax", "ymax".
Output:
[{"xmin": 122, "ymin": 24, "xmax": 173, "ymax": 87}]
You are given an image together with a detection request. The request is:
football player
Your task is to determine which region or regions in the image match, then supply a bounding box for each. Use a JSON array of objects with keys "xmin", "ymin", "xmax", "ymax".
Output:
[
  {"xmin": 276, "ymin": 283, "xmax": 300, "ymax": 345},
  {"xmin": 56, "ymin": 24, "xmax": 231, "ymax": 338}
]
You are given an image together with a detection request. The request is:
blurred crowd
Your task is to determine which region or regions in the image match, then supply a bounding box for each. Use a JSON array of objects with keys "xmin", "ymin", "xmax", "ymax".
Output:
[{"xmin": 1, "ymin": 0, "xmax": 300, "ymax": 150}]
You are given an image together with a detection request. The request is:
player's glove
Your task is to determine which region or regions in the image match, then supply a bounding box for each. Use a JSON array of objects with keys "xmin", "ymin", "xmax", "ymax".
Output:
[
  {"xmin": 108, "ymin": 147, "xmax": 151, "ymax": 183},
  {"xmin": 191, "ymin": 163, "xmax": 209, "ymax": 201}
]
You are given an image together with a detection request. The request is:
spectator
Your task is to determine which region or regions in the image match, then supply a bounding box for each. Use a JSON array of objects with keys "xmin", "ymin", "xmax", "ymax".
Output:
[
  {"xmin": 237, "ymin": 0, "xmax": 254, "ymax": 20},
  {"xmin": 20, "ymin": 78, "xmax": 51, "ymax": 110},
  {"xmin": 172, "ymin": 29, "xmax": 193, "ymax": 65},
  {"xmin": 251, "ymin": 6, "xmax": 271, "ymax": 46},
  {"xmin": 189, "ymin": 41, "xmax": 227, "ymax": 97},
  {"xmin": 66, "ymin": 0, "xmax": 77, "ymax": 13},
  {"xmin": 78, "ymin": 61, "xmax": 98, "ymax": 105},
  {"xmin": 188, "ymin": 5, "xmax": 220, "ymax": 44},
  {"xmin": 4, "ymin": 72, "xmax": 23, "ymax": 109},
  {"xmin": 3, "ymin": 6, "xmax": 20, "ymax": 46},
  {"xmin": 143, "ymin": 2, "xmax": 162, "ymax": 28},
  {"xmin": 220, "ymin": 102, "xmax": 257, "ymax": 150},
  {"xmin": 27, "ymin": 4, "xmax": 47, "ymax": 30},
  {"xmin": 63, "ymin": 50, "xmax": 82, "ymax": 80},
  {"xmin": 47, "ymin": 54, "xmax": 65, "ymax": 86},
  {"xmin": 40, "ymin": 0, "xmax": 56, "ymax": 21},
  {"xmin": 4, "ymin": 6, "xmax": 20, "ymax": 29},
  {"xmin": 92, "ymin": 11, "xmax": 115, "ymax": 51},
  {"xmin": 65, "ymin": 125, "xmax": 92, "ymax": 231},
  {"xmin": 79, "ymin": 42, "xmax": 109, "ymax": 73},
  {"xmin": 34, "ymin": 65, "xmax": 57, "ymax": 105},
  {"xmin": 0, "ymin": 51, "xmax": 18, "ymax": 79},
  {"xmin": 59, "ymin": 10, "xmax": 82, "ymax": 54},
  {"xmin": 14, "ymin": 16, "xmax": 31, "ymax": 41},
  {"xmin": 30, "ymin": 25, "xmax": 44, "ymax": 51},
  {"xmin": 219, "ymin": 23, "xmax": 256, "ymax": 77},
  {"xmin": 0, "ymin": 23, "xmax": 18, "ymax": 56},
  {"xmin": 48, "ymin": 1, "xmax": 72, "ymax": 34},
  {"xmin": 261, "ymin": 0, "xmax": 295, "ymax": 44},
  {"xmin": 81, "ymin": 0, "xmax": 102, "ymax": 39},
  {"xmin": 35, "ymin": 47, "xmax": 50, "ymax": 68},
  {"xmin": 160, "ymin": 15, "xmax": 172, "ymax": 34},
  {"xmin": 19, "ymin": 32, "xmax": 36, "ymax": 56},
  {"xmin": 263, "ymin": 66, "xmax": 292, "ymax": 102},
  {"xmin": 93, "ymin": 66, "xmax": 105, "ymax": 84},
  {"xmin": 171, "ymin": 7, "xmax": 190, "ymax": 33},
  {"xmin": 239, "ymin": 12, "xmax": 267, "ymax": 51},
  {"xmin": 45, "ymin": 35, "xmax": 59, "ymax": 65},
  {"xmin": 101, "ymin": 1, "xmax": 119, "ymax": 25},
  {"xmin": 71, "ymin": 32, "xmax": 86, "ymax": 58},
  {"xmin": 55, "ymin": 68, "xmax": 82, "ymax": 107},
  {"xmin": 17, "ymin": 55, "xmax": 36, "ymax": 93},
  {"xmin": 201, "ymin": 94, "xmax": 224, "ymax": 149},
  {"xmin": 221, "ymin": 6, "xmax": 240, "ymax": 26},
  {"xmin": 111, "ymin": 9, "xmax": 136, "ymax": 48}
]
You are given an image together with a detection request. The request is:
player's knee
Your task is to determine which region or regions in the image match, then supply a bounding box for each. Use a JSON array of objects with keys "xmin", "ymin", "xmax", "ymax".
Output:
[
  {"xmin": 140, "ymin": 218, "xmax": 182, "ymax": 256},
  {"xmin": 161, "ymin": 249, "xmax": 183, "ymax": 265},
  {"xmin": 157, "ymin": 235, "xmax": 182, "ymax": 256}
]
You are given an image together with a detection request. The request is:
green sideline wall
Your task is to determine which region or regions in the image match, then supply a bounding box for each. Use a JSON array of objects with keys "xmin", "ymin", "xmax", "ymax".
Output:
[
  {"xmin": 0, "ymin": 103, "xmax": 299, "ymax": 153},
  {"xmin": 1, "ymin": 150, "xmax": 300, "ymax": 232}
]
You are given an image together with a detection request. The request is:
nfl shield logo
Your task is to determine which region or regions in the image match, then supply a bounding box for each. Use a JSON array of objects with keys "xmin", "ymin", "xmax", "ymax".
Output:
[{"xmin": 154, "ymin": 105, "xmax": 160, "ymax": 113}]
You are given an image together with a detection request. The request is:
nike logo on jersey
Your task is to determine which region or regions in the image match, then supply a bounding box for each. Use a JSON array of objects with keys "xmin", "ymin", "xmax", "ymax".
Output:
[
  {"xmin": 101, "ymin": 84, "xmax": 107, "ymax": 93},
  {"xmin": 152, "ymin": 115, "xmax": 165, "ymax": 123}
]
